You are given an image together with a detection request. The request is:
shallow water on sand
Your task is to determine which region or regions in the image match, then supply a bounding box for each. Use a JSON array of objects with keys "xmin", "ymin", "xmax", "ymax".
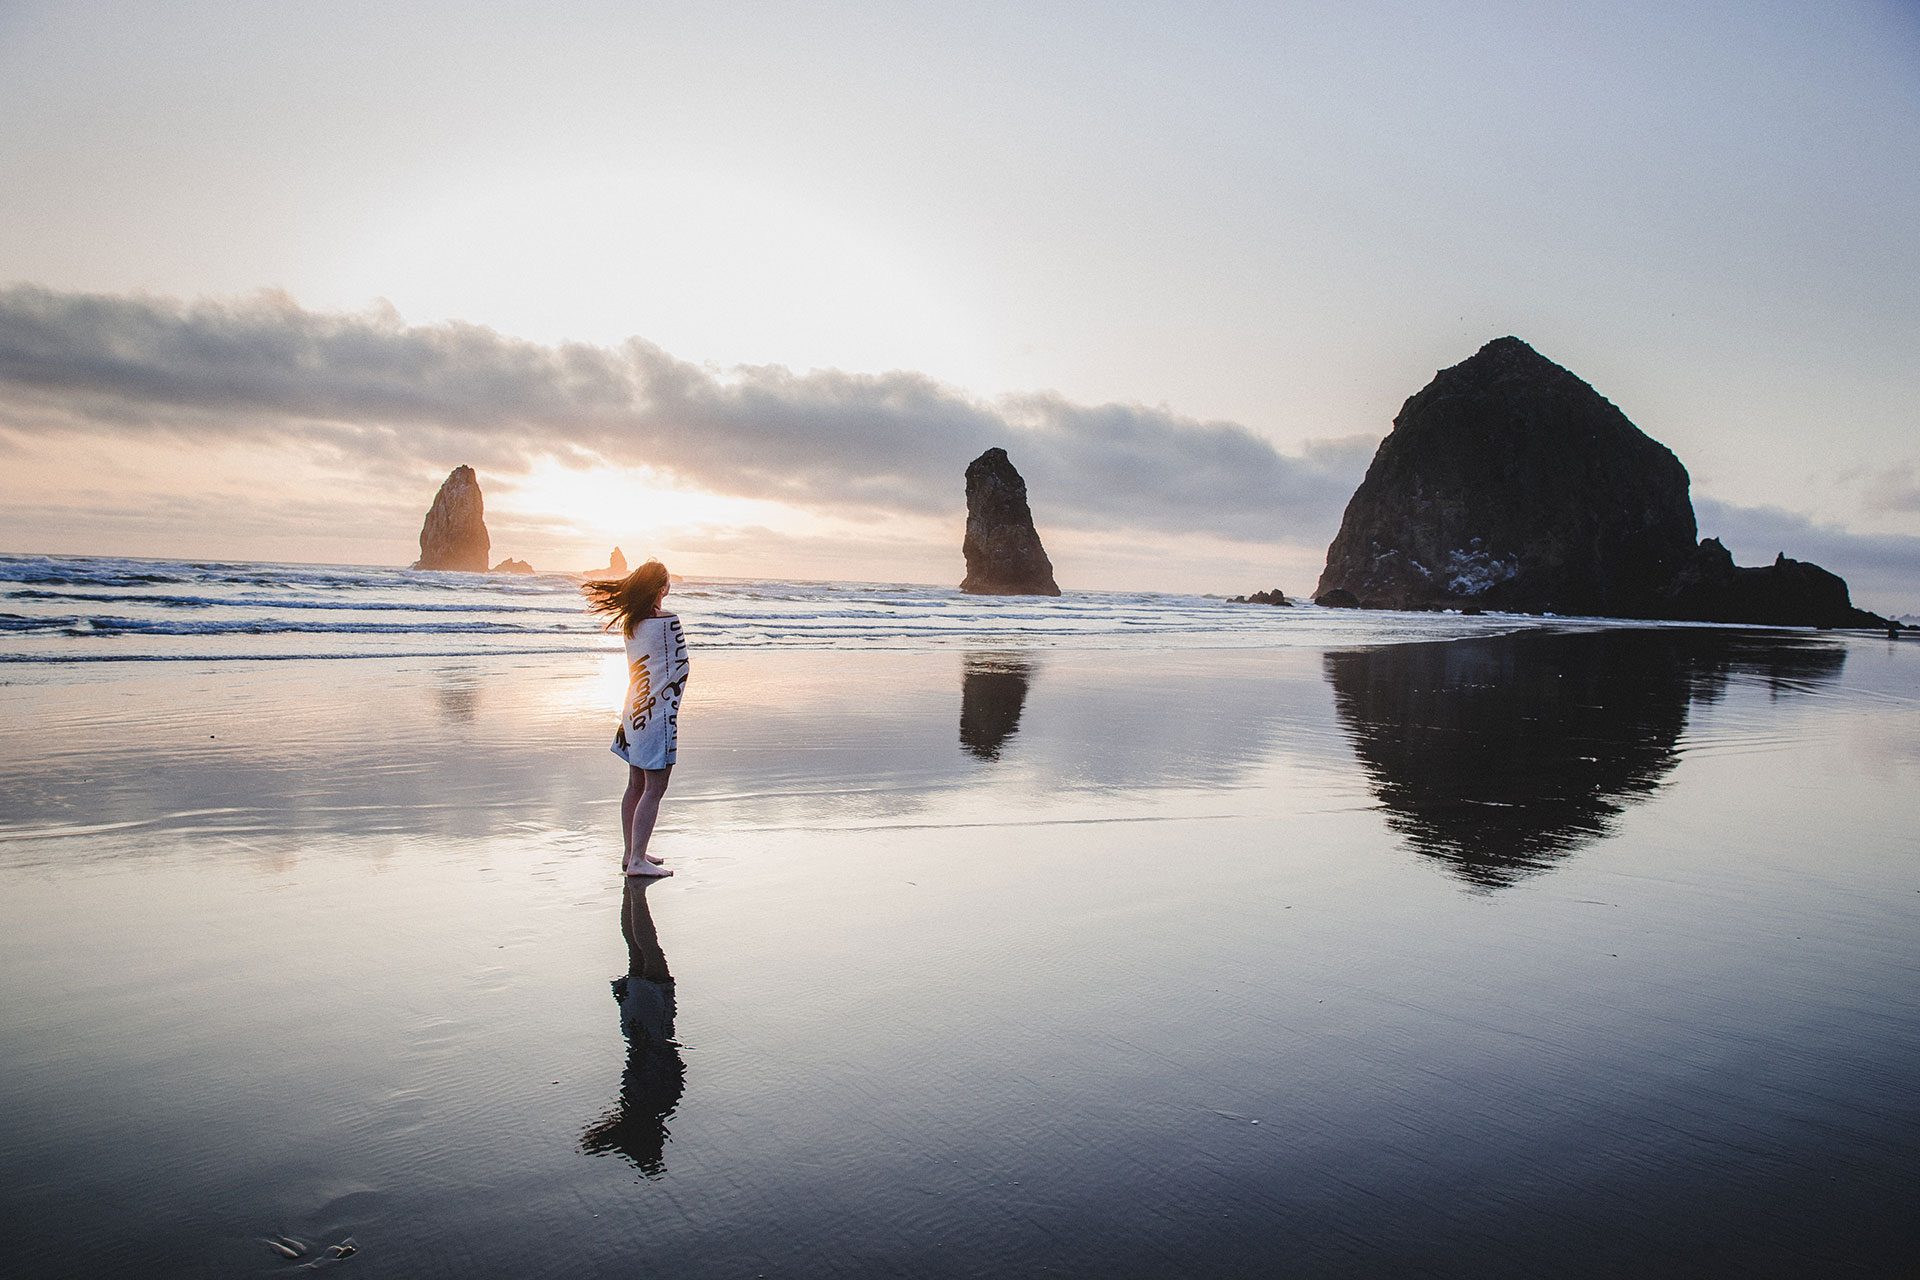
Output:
[{"xmin": 2, "ymin": 629, "xmax": 1917, "ymax": 1277}]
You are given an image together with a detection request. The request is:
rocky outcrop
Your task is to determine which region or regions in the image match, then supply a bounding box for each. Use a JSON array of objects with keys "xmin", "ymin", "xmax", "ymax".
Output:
[
  {"xmin": 1228, "ymin": 588, "xmax": 1290, "ymax": 605},
  {"xmin": 414, "ymin": 466, "xmax": 490, "ymax": 571},
  {"xmin": 1656, "ymin": 540, "xmax": 1882, "ymax": 628},
  {"xmin": 961, "ymin": 448, "xmax": 1060, "ymax": 596},
  {"xmin": 1315, "ymin": 337, "xmax": 1888, "ymax": 628},
  {"xmin": 493, "ymin": 557, "xmax": 534, "ymax": 574}
]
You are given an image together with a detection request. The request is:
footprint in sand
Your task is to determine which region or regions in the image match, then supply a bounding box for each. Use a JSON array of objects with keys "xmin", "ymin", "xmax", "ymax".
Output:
[{"xmin": 261, "ymin": 1234, "xmax": 358, "ymax": 1267}]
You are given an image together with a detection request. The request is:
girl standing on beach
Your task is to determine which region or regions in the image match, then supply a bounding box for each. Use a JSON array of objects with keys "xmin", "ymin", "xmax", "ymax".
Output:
[{"xmin": 584, "ymin": 560, "xmax": 689, "ymax": 878}]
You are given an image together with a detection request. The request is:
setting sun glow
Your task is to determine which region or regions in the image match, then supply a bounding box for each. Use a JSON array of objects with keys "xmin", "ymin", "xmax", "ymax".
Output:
[{"xmin": 491, "ymin": 460, "xmax": 808, "ymax": 566}]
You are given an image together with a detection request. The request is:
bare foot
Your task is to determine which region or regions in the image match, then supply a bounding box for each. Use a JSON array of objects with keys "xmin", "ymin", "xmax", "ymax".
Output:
[{"xmin": 625, "ymin": 861, "xmax": 673, "ymax": 878}]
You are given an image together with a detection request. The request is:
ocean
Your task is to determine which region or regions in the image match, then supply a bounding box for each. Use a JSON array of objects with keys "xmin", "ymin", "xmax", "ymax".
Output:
[{"xmin": 3, "ymin": 551, "xmax": 1617, "ymax": 664}]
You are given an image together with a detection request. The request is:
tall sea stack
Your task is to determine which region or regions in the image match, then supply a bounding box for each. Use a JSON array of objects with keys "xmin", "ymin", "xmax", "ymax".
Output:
[
  {"xmin": 961, "ymin": 448, "xmax": 1060, "ymax": 596},
  {"xmin": 413, "ymin": 465, "xmax": 491, "ymax": 572}
]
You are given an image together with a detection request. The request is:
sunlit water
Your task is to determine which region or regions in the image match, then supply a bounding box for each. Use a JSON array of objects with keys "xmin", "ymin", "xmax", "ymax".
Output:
[
  {"xmin": 1, "ymin": 552, "xmax": 1669, "ymax": 662},
  {"xmin": 2, "ymin": 555, "xmax": 1916, "ymax": 1277}
]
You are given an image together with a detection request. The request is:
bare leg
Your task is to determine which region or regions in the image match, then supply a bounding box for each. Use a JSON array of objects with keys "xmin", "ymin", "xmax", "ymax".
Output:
[
  {"xmin": 620, "ymin": 771, "xmax": 642, "ymax": 862},
  {"xmin": 624, "ymin": 764, "xmax": 674, "ymax": 874},
  {"xmin": 621, "ymin": 877, "xmax": 672, "ymax": 982}
]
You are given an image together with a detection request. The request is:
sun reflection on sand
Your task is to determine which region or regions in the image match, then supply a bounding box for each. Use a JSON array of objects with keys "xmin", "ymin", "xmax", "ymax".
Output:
[{"xmin": 593, "ymin": 650, "xmax": 629, "ymax": 711}]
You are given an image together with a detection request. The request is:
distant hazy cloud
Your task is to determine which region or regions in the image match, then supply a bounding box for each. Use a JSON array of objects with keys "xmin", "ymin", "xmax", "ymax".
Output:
[{"xmin": 0, "ymin": 285, "xmax": 1373, "ymax": 543}]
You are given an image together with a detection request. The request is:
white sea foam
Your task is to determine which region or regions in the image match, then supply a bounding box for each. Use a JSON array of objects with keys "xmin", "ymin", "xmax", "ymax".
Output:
[{"xmin": 0, "ymin": 552, "xmax": 1671, "ymax": 664}]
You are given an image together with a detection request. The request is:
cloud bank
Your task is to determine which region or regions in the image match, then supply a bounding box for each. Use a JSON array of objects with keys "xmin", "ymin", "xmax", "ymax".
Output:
[
  {"xmin": 0, "ymin": 284, "xmax": 1373, "ymax": 543},
  {"xmin": 4, "ymin": 285, "xmax": 1912, "ymax": 609}
]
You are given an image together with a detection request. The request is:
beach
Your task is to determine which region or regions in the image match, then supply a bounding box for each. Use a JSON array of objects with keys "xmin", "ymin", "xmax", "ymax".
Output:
[{"xmin": 3, "ymin": 562, "xmax": 1918, "ymax": 1277}]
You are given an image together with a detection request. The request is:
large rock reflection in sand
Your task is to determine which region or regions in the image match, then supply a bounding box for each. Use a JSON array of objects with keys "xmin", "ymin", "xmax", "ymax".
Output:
[
  {"xmin": 1326, "ymin": 629, "xmax": 1847, "ymax": 888},
  {"xmin": 958, "ymin": 653, "xmax": 1034, "ymax": 760}
]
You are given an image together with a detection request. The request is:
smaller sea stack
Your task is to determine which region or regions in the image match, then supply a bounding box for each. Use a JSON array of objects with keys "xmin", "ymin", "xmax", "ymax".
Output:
[
  {"xmin": 587, "ymin": 545, "xmax": 633, "ymax": 575},
  {"xmin": 961, "ymin": 448, "xmax": 1060, "ymax": 596},
  {"xmin": 414, "ymin": 465, "xmax": 490, "ymax": 572}
]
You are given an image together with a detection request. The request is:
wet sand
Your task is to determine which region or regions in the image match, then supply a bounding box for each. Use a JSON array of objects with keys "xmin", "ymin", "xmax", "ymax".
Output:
[{"xmin": 2, "ymin": 630, "xmax": 1917, "ymax": 1277}]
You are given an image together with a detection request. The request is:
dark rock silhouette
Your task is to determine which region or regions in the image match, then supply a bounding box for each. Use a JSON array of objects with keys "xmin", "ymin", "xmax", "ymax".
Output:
[
  {"xmin": 413, "ymin": 465, "xmax": 490, "ymax": 571},
  {"xmin": 1317, "ymin": 338, "xmax": 1695, "ymax": 616},
  {"xmin": 1314, "ymin": 588, "xmax": 1360, "ymax": 609},
  {"xmin": 961, "ymin": 448, "xmax": 1060, "ymax": 596},
  {"xmin": 1326, "ymin": 629, "xmax": 1846, "ymax": 888},
  {"xmin": 959, "ymin": 653, "xmax": 1034, "ymax": 760},
  {"xmin": 1656, "ymin": 539, "xmax": 1882, "ymax": 628},
  {"xmin": 492, "ymin": 557, "xmax": 534, "ymax": 574},
  {"xmin": 1228, "ymin": 588, "xmax": 1290, "ymax": 605},
  {"xmin": 1315, "ymin": 337, "xmax": 1887, "ymax": 628}
]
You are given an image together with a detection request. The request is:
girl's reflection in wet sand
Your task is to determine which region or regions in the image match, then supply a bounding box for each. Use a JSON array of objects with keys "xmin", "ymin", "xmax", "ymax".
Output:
[{"xmin": 580, "ymin": 878, "xmax": 685, "ymax": 1178}]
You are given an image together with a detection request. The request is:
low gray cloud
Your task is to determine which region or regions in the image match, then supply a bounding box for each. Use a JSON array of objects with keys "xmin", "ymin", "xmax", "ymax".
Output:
[
  {"xmin": 1695, "ymin": 497, "xmax": 1920, "ymax": 614},
  {"xmin": 0, "ymin": 284, "xmax": 1374, "ymax": 543}
]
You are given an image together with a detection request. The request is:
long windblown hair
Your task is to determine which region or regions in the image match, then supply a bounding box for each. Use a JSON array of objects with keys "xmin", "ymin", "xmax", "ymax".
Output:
[{"xmin": 583, "ymin": 559, "xmax": 671, "ymax": 637}]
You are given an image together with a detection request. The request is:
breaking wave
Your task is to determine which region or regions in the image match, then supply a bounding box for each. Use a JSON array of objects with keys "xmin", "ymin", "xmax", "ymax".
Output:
[{"xmin": 0, "ymin": 553, "xmax": 1534, "ymax": 663}]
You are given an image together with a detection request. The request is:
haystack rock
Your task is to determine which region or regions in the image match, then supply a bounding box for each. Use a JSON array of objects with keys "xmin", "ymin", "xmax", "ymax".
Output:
[
  {"xmin": 413, "ymin": 465, "xmax": 490, "ymax": 572},
  {"xmin": 1315, "ymin": 338, "xmax": 1694, "ymax": 615},
  {"xmin": 1313, "ymin": 337, "xmax": 1887, "ymax": 627},
  {"xmin": 960, "ymin": 448, "xmax": 1060, "ymax": 596}
]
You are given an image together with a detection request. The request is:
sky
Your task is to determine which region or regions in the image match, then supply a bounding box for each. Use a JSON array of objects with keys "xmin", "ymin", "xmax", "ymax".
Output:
[{"xmin": 0, "ymin": 0, "xmax": 1916, "ymax": 608}]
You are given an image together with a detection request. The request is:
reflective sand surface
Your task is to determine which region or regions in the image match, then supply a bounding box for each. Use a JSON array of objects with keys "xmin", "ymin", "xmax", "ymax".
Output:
[{"xmin": 2, "ymin": 630, "xmax": 1917, "ymax": 1276}]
